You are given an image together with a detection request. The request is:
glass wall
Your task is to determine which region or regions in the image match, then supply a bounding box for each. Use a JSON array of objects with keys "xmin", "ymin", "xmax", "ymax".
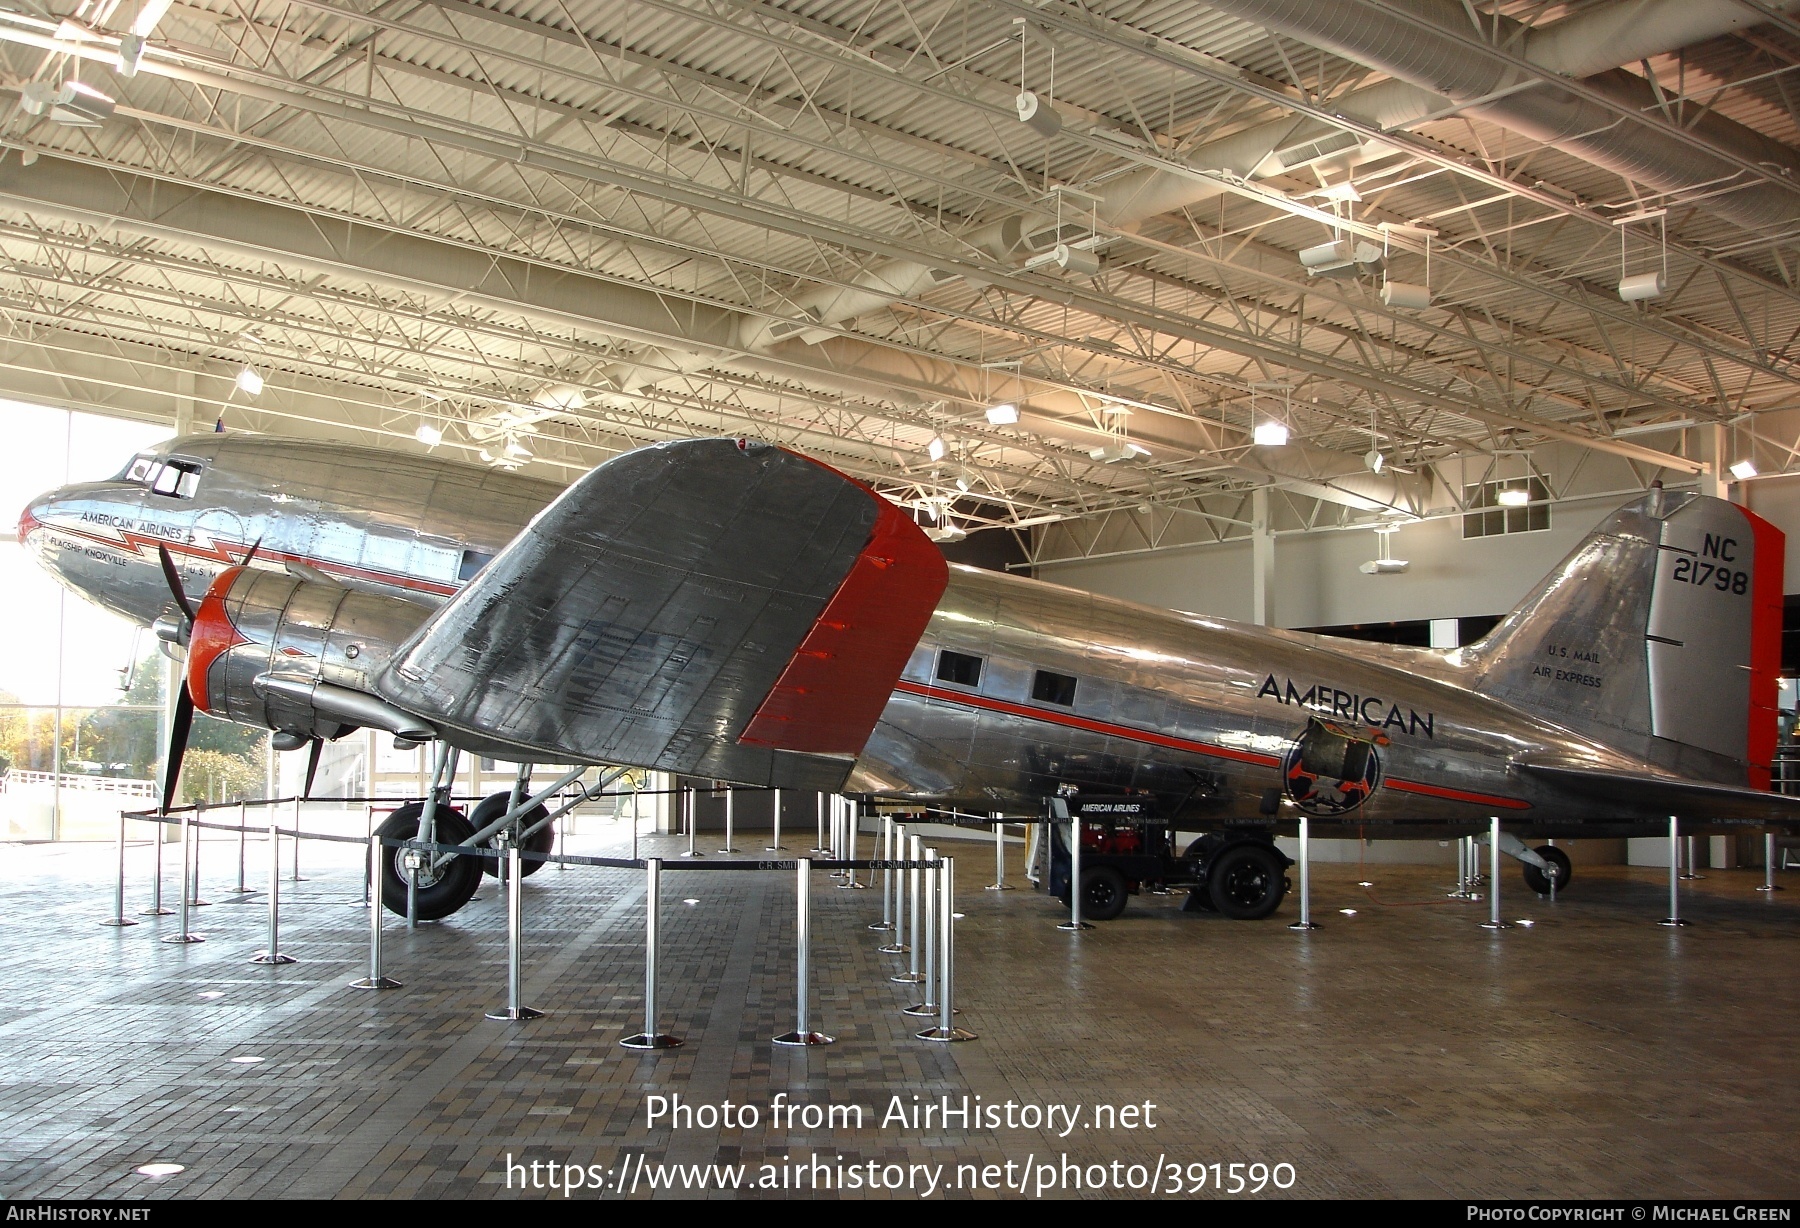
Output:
[{"xmin": 0, "ymin": 401, "xmax": 192, "ymax": 839}]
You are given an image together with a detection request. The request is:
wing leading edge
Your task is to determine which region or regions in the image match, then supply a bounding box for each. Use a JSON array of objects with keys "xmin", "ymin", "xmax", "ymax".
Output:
[
  {"xmin": 374, "ymin": 438, "xmax": 946, "ymax": 789},
  {"xmin": 1512, "ymin": 759, "xmax": 1800, "ymax": 827}
]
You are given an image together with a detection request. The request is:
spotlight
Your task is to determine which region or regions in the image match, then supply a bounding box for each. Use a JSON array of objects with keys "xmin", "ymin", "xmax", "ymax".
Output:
[
  {"xmin": 985, "ymin": 403, "xmax": 1019, "ymax": 425},
  {"xmin": 1252, "ymin": 421, "xmax": 1289, "ymax": 447},
  {"xmin": 1496, "ymin": 487, "xmax": 1530, "ymax": 507},
  {"xmin": 1618, "ymin": 271, "xmax": 1665, "ymax": 302},
  {"xmin": 414, "ymin": 422, "xmax": 443, "ymax": 447},
  {"xmin": 1730, "ymin": 459, "xmax": 1758, "ymax": 481},
  {"xmin": 1088, "ymin": 442, "xmax": 1149, "ymax": 463},
  {"xmin": 1299, "ymin": 239, "xmax": 1354, "ymax": 269},
  {"xmin": 117, "ymin": 32, "xmax": 144, "ymax": 77},
  {"xmin": 1015, "ymin": 91, "xmax": 1062, "ymax": 137},
  {"xmin": 1380, "ymin": 280, "xmax": 1431, "ymax": 309},
  {"xmin": 504, "ymin": 437, "xmax": 532, "ymax": 459},
  {"xmin": 1358, "ymin": 558, "xmax": 1409, "ymax": 575},
  {"xmin": 234, "ymin": 366, "xmax": 264, "ymax": 396},
  {"xmin": 1365, "ymin": 448, "xmax": 1385, "ymax": 474},
  {"xmin": 927, "ymin": 436, "xmax": 946, "ymax": 462}
]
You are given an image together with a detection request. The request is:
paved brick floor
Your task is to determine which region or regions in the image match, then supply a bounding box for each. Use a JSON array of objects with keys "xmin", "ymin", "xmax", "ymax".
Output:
[{"xmin": 0, "ymin": 819, "xmax": 1796, "ymax": 1200}]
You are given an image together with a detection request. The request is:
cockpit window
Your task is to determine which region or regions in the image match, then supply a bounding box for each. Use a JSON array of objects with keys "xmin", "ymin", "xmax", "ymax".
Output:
[
  {"xmin": 148, "ymin": 459, "xmax": 203, "ymax": 499},
  {"xmin": 123, "ymin": 454, "xmax": 156, "ymax": 482}
]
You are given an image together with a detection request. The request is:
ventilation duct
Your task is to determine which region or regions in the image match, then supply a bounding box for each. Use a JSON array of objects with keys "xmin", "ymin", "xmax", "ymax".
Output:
[{"xmin": 1201, "ymin": 0, "xmax": 1800, "ymax": 234}]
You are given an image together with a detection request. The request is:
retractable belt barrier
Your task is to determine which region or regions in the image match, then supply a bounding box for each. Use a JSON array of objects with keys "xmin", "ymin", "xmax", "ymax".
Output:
[{"xmin": 107, "ymin": 802, "xmax": 971, "ymax": 1049}]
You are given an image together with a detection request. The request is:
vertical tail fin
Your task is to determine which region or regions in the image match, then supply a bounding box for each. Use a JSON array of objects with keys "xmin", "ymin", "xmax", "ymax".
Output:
[{"xmin": 1465, "ymin": 490, "xmax": 1783, "ymax": 786}]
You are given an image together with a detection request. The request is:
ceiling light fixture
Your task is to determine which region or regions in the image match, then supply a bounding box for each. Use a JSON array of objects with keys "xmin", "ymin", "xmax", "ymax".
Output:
[
  {"xmin": 1253, "ymin": 421, "xmax": 1289, "ymax": 447},
  {"xmin": 927, "ymin": 436, "xmax": 946, "ymax": 462},
  {"xmin": 1088, "ymin": 441, "xmax": 1150, "ymax": 463},
  {"xmin": 985, "ymin": 403, "xmax": 1019, "ymax": 425},
  {"xmin": 1359, "ymin": 526, "xmax": 1409, "ymax": 575},
  {"xmin": 1616, "ymin": 209, "xmax": 1668, "ymax": 302},
  {"xmin": 414, "ymin": 422, "xmax": 443, "ymax": 447},
  {"xmin": 1496, "ymin": 487, "xmax": 1530, "ymax": 507},
  {"xmin": 1730, "ymin": 459, "xmax": 1758, "ymax": 481},
  {"xmin": 234, "ymin": 366, "xmax": 263, "ymax": 397}
]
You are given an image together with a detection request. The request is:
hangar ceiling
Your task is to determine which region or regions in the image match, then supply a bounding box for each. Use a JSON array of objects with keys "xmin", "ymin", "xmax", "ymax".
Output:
[{"xmin": 0, "ymin": 0, "xmax": 1796, "ymax": 557}]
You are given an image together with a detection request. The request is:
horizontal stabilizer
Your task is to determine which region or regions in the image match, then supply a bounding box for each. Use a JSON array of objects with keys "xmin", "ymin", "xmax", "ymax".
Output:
[
  {"xmin": 376, "ymin": 439, "xmax": 946, "ymax": 788},
  {"xmin": 1512, "ymin": 759, "xmax": 1800, "ymax": 827}
]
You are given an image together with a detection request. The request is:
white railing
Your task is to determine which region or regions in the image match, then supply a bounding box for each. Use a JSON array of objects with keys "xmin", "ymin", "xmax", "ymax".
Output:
[{"xmin": 1, "ymin": 770, "xmax": 157, "ymax": 797}]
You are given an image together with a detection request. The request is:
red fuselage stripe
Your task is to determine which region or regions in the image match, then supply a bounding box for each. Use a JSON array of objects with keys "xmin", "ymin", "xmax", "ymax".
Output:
[
  {"xmin": 893, "ymin": 679, "xmax": 1531, "ymax": 810},
  {"xmin": 32, "ymin": 520, "xmax": 458, "ymax": 597}
]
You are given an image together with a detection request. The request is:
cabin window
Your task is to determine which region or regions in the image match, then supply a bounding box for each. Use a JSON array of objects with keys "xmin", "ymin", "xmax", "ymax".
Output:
[
  {"xmin": 459, "ymin": 549, "xmax": 494, "ymax": 581},
  {"xmin": 149, "ymin": 459, "xmax": 203, "ymax": 499},
  {"xmin": 1032, "ymin": 669, "xmax": 1078, "ymax": 706},
  {"xmin": 935, "ymin": 649, "xmax": 983, "ymax": 687}
]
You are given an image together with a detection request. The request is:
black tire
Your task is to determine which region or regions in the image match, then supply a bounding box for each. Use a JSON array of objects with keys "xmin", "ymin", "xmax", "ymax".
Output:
[
  {"xmin": 1080, "ymin": 866, "xmax": 1129, "ymax": 921},
  {"xmin": 468, "ymin": 792, "xmax": 555, "ymax": 878},
  {"xmin": 1206, "ymin": 843, "xmax": 1286, "ymax": 920},
  {"xmin": 376, "ymin": 802, "xmax": 482, "ymax": 920},
  {"xmin": 1521, "ymin": 845, "xmax": 1572, "ymax": 895}
]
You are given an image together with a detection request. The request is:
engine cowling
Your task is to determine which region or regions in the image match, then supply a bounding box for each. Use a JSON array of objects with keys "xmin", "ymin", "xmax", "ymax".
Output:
[{"xmin": 182, "ymin": 565, "xmax": 436, "ymax": 743}]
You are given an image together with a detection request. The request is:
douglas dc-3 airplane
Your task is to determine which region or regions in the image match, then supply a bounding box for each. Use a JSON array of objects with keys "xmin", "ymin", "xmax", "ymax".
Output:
[{"xmin": 19, "ymin": 434, "xmax": 1800, "ymax": 923}]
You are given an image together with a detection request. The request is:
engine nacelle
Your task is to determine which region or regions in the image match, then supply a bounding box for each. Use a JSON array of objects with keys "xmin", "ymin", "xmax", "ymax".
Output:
[{"xmin": 185, "ymin": 566, "xmax": 436, "ymax": 743}]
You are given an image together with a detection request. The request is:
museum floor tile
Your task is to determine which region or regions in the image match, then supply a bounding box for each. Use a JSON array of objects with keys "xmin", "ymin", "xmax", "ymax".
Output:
[{"xmin": 0, "ymin": 825, "xmax": 1796, "ymax": 1200}]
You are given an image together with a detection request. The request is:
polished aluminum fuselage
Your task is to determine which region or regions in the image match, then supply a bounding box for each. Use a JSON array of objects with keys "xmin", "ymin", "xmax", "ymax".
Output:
[{"xmin": 19, "ymin": 435, "xmax": 1711, "ymax": 836}]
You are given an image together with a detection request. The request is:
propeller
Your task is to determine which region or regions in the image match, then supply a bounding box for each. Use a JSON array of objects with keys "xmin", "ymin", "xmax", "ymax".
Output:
[
  {"xmin": 153, "ymin": 538, "xmax": 262, "ymax": 814},
  {"xmin": 155, "ymin": 544, "xmax": 196, "ymax": 815},
  {"xmin": 302, "ymin": 737, "xmax": 324, "ymax": 800}
]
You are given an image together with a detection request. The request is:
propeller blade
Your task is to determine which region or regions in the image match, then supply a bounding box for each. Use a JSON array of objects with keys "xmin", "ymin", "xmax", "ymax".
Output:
[
  {"xmin": 160, "ymin": 684, "xmax": 194, "ymax": 816},
  {"xmin": 302, "ymin": 737, "xmax": 324, "ymax": 800},
  {"xmin": 239, "ymin": 536, "xmax": 265, "ymax": 569},
  {"xmin": 156, "ymin": 544, "xmax": 195, "ymax": 624}
]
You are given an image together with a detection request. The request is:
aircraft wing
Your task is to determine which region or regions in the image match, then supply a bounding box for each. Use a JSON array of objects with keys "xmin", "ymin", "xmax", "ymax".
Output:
[
  {"xmin": 374, "ymin": 438, "xmax": 947, "ymax": 789},
  {"xmin": 1511, "ymin": 758, "xmax": 1800, "ymax": 826}
]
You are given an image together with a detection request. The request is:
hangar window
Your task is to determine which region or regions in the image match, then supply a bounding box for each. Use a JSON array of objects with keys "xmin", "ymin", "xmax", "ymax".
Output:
[
  {"xmin": 935, "ymin": 649, "xmax": 983, "ymax": 688},
  {"xmin": 1462, "ymin": 476, "xmax": 1549, "ymax": 538},
  {"xmin": 1032, "ymin": 669, "xmax": 1078, "ymax": 706}
]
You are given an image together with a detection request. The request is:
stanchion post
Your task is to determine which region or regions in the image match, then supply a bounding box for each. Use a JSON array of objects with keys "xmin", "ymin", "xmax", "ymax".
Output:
[
  {"xmin": 1759, "ymin": 832, "xmax": 1782, "ymax": 892},
  {"xmin": 839, "ymin": 798, "xmax": 866, "ymax": 888},
  {"xmin": 621, "ymin": 858, "xmax": 682, "ymax": 1050},
  {"xmin": 1681, "ymin": 834, "xmax": 1703, "ymax": 880},
  {"xmin": 251, "ymin": 816, "xmax": 298, "ymax": 965},
  {"xmin": 812, "ymin": 792, "xmax": 829, "ymax": 854},
  {"xmin": 722, "ymin": 789, "xmax": 736, "ymax": 854},
  {"xmin": 101, "ymin": 809, "xmax": 138, "ymax": 927},
  {"xmin": 767, "ymin": 788, "xmax": 784, "ymax": 851},
  {"xmin": 773, "ymin": 858, "xmax": 833, "ymax": 1046},
  {"xmin": 892, "ymin": 832, "xmax": 924, "ymax": 980},
  {"xmin": 187, "ymin": 800, "xmax": 211, "ymax": 907},
  {"xmin": 878, "ymin": 821, "xmax": 907, "ymax": 951},
  {"xmin": 681, "ymin": 787, "xmax": 704, "ymax": 858},
  {"xmin": 869, "ymin": 815, "xmax": 896, "ymax": 932},
  {"xmin": 919, "ymin": 855, "xmax": 975, "ymax": 1042},
  {"xmin": 1479, "ymin": 817, "xmax": 1513, "ymax": 930},
  {"xmin": 486, "ymin": 846, "xmax": 543, "ymax": 1019},
  {"xmin": 904, "ymin": 848, "xmax": 941, "ymax": 1016},
  {"xmin": 986, "ymin": 814, "xmax": 1013, "ymax": 891},
  {"xmin": 1288, "ymin": 814, "xmax": 1319, "ymax": 930},
  {"xmin": 1660, "ymin": 815, "xmax": 1691, "ymax": 926},
  {"xmin": 231, "ymin": 799, "xmax": 252, "ymax": 893},
  {"xmin": 140, "ymin": 817, "xmax": 172, "ymax": 916},
  {"xmin": 291, "ymin": 797, "xmax": 306, "ymax": 881},
  {"xmin": 348, "ymin": 834, "xmax": 397, "ymax": 985},
  {"xmin": 1447, "ymin": 835, "xmax": 1469, "ymax": 899},
  {"xmin": 1058, "ymin": 812, "xmax": 1091, "ymax": 931},
  {"xmin": 161, "ymin": 810, "xmax": 204, "ymax": 944}
]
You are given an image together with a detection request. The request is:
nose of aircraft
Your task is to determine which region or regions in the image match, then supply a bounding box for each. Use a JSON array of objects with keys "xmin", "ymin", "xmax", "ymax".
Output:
[{"xmin": 17, "ymin": 489, "xmax": 54, "ymax": 550}]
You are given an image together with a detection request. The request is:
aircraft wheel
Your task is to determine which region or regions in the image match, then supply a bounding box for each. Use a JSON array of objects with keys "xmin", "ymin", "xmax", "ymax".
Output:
[
  {"xmin": 1521, "ymin": 845, "xmax": 1572, "ymax": 895},
  {"xmin": 469, "ymin": 792, "xmax": 554, "ymax": 878},
  {"xmin": 375, "ymin": 803, "xmax": 482, "ymax": 920},
  {"xmin": 1207, "ymin": 843, "xmax": 1286, "ymax": 920},
  {"xmin": 1080, "ymin": 866, "xmax": 1129, "ymax": 921}
]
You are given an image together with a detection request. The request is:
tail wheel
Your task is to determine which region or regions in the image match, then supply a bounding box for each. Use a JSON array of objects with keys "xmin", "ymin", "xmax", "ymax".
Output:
[
  {"xmin": 469, "ymin": 792, "xmax": 555, "ymax": 878},
  {"xmin": 375, "ymin": 802, "xmax": 482, "ymax": 920},
  {"xmin": 1207, "ymin": 843, "xmax": 1286, "ymax": 920},
  {"xmin": 1080, "ymin": 866, "xmax": 1130, "ymax": 921},
  {"xmin": 1521, "ymin": 845, "xmax": 1573, "ymax": 895}
]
